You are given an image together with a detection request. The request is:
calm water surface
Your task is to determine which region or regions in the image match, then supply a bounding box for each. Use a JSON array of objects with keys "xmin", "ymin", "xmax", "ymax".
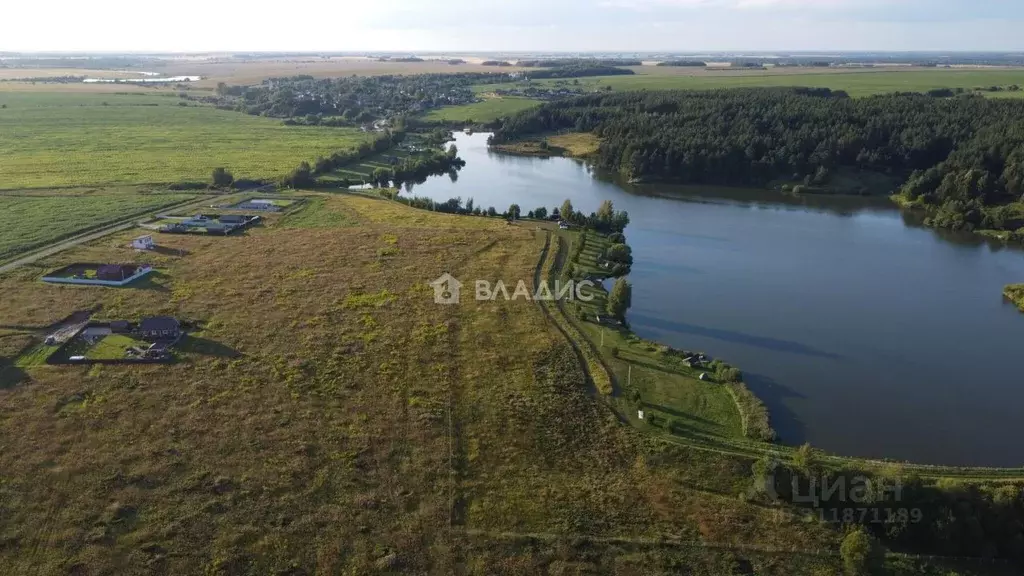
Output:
[{"xmin": 410, "ymin": 133, "xmax": 1024, "ymax": 467}]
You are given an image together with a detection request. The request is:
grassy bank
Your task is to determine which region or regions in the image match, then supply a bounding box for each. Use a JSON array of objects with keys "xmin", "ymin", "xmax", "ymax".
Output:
[
  {"xmin": 491, "ymin": 132, "xmax": 600, "ymax": 158},
  {"xmin": 1005, "ymin": 284, "xmax": 1024, "ymax": 312}
]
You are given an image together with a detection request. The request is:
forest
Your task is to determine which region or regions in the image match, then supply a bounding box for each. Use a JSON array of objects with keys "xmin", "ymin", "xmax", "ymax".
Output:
[{"xmin": 490, "ymin": 88, "xmax": 1024, "ymax": 233}]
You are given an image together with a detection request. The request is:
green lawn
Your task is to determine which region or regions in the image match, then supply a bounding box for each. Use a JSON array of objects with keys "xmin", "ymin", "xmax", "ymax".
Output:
[
  {"xmin": 0, "ymin": 191, "xmax": 195, "ymax": 261},
  {"xmin": 14, "ymin": 341, "xmax": 57, "ymax": 368},
  {"xmin": 87, "ymin": 334, "xmax": 147, "ymax": 360},
  {"xmin": 475, "ymin": 68, "xmax": 1024, "ymax": 99},
  {"xmin": 0, "ymin": 92, "xmax": 375, "ymax": 188},
  {"xmin": 422, "ymin": 96, "xmax": 543, "ymax": 123}
]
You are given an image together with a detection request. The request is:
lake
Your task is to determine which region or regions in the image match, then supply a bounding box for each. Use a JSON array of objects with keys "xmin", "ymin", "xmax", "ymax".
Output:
[{"xmin": 409, "ymin": 132, "xmax": 1024, "ymax": 467}]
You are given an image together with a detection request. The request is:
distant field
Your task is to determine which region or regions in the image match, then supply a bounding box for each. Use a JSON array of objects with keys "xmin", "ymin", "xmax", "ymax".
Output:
[
  {"xmin": 474, "ymin": 68, "xmax": 1024, "ymax": 98},
  {"xmin": 422, "ymin": 96, "xmax": 542, "ymax": 123},
  {"xmin": 0, "ymin": 92, "xmax": 374, "ymax": 188},
  {"xmin": 0, "ymin": 190, "xmax": 195, "ymax": 261},
  {"xmin": 152, "ymin": 57, "xmax": 527, "ymax": 88}
]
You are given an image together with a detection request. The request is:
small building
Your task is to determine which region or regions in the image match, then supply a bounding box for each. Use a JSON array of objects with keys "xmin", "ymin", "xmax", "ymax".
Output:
[
  {"xmin": 218, "ymin": 215, "xmax": 247, "ymax": 224},
  {"xmin": 110, "ymin": 320, "xmax": 132, "ymax": 333},
  {"xmin": 139, "ymin": 316, "xmax": 181, "ymax": 341},
  {"xmin": 131, "ymin": 235, "xmax": 155, "ymax": 250},
  {"xmin": 96, "ymin": 264, "xmax": 130, "ymax": 281}
]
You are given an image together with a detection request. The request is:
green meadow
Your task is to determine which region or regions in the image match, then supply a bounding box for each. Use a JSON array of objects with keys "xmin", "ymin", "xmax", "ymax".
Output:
[
  {"xmin": 469, "ymin": 68, "xmax": 1024, "ymax": 99},
  {"xmin": 422, "ymin": 95, "xmax": 543, "ymax": 123},
  {"xmin": 0, "ymin": 190, "xmax": 196, "ymax": 261},
  {"xmin": 0, "ymin": 92, "xmax": 373, "ymax": 189}
]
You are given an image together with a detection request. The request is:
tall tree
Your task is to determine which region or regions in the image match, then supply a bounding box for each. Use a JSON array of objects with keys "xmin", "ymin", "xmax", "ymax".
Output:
[
  {"xmin": 211, "ymin": 167, "xmax": 233, "ymax": 188},
  {"xmin": 560, "ymin": 199, "xmax": 574, "ymax": 222},
  {"xmin": 596, "ymin": 200, "xmax": 615, "ymax": 225},
  {"xmin": 606, "ymin": 278, "xmax": 632, "ymax": 322}
]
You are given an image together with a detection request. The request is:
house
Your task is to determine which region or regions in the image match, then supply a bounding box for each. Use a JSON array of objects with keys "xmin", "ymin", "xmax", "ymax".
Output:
[
  {"xmin": 110, "ymin": 320, "xmax": 132, "ymax": 333},
  {"xmin": 139, "ymin": 316, "xmax": 181, "ymax": 341},
  {"xmin": 131, "ymin": 235, "xmax": 155, "ymax": 250},
  {"xmin": 218, "ymin": 215, "xmax": 247, "ymax": 225}
]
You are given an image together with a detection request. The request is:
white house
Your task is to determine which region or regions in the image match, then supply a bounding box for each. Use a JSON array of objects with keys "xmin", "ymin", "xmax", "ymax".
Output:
[{"xmin": 132, "ymin": 235, "xmax": 155, "ymax": 250}]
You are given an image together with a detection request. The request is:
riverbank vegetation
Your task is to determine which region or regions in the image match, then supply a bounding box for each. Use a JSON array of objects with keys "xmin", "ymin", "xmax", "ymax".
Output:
[
  {"xmin": 491, "ymin": 89, "xmax": 1024, "ymax": 234},
  {"xmin": 491, "ymin": 132, "xmax": 601, "ymax": 157},
  {"xmin": 1005, "ymin": 284, "xmax": 1024, "ymax": 312}
]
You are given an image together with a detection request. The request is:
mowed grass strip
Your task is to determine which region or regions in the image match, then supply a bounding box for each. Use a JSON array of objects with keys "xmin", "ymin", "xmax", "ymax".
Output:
[
  {"xmin": 0, "ymin": 192, "xmax": 196, "ymax": 261},
  {"xmin": 0, "ymin": 92, "xmax": 374, "ymax": 188}
]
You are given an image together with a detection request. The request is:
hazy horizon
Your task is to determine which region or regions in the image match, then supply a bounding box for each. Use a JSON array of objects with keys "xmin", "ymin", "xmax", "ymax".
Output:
[{"xmin": 5, "ymin": 0, "xmax": 1024, "ymax": 53}]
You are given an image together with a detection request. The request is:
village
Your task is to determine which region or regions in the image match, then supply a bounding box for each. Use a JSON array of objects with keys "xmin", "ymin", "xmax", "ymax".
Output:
[{"xmin": 26, "ymin": 193, "xmax": 303, "ymax": 365}]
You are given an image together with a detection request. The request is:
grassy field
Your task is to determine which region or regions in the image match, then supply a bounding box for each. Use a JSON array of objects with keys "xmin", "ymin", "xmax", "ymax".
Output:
[
  {"xmin": 0, "ymin": 192, "xmax": 878, "ymax": 575},
  {"xmin": 0, "ymin": 92, "xmax": 374, "ymax": 189},
  {"xmin": 0, "ymin": 189, "xmax": 197, "ymax": 262},
  {"xmin": 422, "ymin": 95, "xmax": 542, "ymax": 123},
  {"xmin": 470, "ymin": 68, "xmax": 1024, "ymax": 99}
]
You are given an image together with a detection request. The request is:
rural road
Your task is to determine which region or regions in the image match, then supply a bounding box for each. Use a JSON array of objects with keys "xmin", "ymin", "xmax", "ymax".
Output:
[{"xmin": 0, "ymin": 195, "xmax": 216, "ymax": 275}]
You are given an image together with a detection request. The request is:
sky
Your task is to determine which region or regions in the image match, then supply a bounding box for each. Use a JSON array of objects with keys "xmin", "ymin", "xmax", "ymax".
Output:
[{"xmin": 5, "ymin": 0, "xmax": 1024, "ymax": 53}]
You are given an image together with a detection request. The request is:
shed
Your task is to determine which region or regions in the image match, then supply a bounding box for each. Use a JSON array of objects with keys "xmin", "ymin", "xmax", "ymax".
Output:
[
  {"xmin": 132, "ymin": 235, "xmax": 155, "ymax": 250},
  {"xmin": 139, "ymin": 316, "xmax": 181, "ymax": 341}
]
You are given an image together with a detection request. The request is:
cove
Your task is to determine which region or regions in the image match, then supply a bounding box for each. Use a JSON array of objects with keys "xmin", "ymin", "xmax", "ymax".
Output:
[{"xmin": 407, "ymin": 132, "xmax": 1024, "ymax": 467}]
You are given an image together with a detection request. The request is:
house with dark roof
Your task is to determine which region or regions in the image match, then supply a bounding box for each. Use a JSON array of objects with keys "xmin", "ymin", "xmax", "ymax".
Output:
[{"xmin": 139, "ymin": 316, "xmax": 181, "ymax": 341}]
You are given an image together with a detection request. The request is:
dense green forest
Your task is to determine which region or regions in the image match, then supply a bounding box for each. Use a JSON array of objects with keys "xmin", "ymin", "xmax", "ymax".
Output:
[{"xmin": 490, "ymin": 89, "xmax": 1024, "ymax": 233}]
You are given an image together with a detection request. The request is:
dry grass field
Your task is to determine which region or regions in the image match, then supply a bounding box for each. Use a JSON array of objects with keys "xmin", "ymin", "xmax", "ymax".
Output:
[
  {"xmin": 153, "ymin": 57, "xmax": 526, "ymax": 89},
  {"xmin": 0, "ymin": 193, "xmax": 856, "ymax": 575}
]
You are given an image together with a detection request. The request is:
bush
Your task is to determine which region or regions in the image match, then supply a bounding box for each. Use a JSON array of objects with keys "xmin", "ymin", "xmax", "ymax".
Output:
[
  {"xmin": 840, "ymin": 528, "xmax": 883, "ymax": 575},
  {"xmin": 168, "ymin": 181, "xmax": 208, "ymax": 190}
]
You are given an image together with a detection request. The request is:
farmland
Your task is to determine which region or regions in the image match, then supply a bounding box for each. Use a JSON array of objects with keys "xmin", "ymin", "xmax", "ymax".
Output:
[
  {"xmin": 0, "ymin": 193, "xmax": 852, "ymax": 575},
  {"xmin": 0, "ymin": 91, "xmax": 374, "ymax": 189},
  {"xmin": 526, "ymin": 67, "xmax": 1024, "ymax": 96},
  {"xmin": 0, "ymin": 189, "xmax": 197, "ymax": 262}
]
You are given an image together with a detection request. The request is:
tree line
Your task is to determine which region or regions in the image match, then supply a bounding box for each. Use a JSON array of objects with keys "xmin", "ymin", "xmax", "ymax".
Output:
[
  {"xmin": 750, "ymin": 450, "xmax": 1024, "ymax": 568},
  {"xmin": 490, "ymin": 88, "xmax": 1024, "ymax": 233}
]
